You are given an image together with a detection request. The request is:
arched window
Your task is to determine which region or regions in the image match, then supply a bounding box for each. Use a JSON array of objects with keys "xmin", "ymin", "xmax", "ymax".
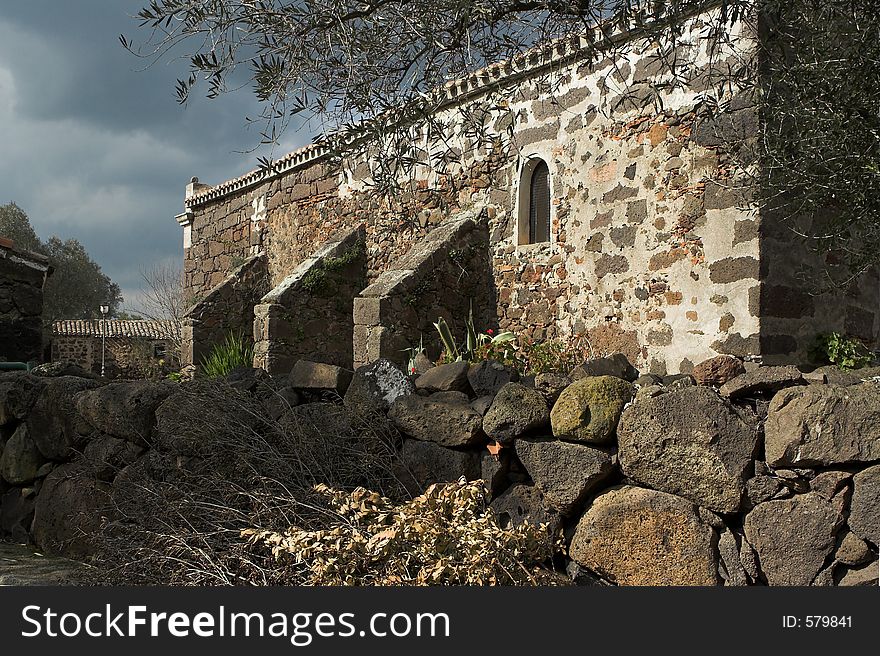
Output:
[
  {"xmin": 529, "ymin": 160, "xmax": 550, "ymax": 243},
  {"xmin": 517, "ymin": 157, "xmax": 552, "ymax": 245}
]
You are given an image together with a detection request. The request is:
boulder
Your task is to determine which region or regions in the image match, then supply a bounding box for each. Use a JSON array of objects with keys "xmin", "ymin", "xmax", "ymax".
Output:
[
  {"xmin": 470, "ymin": 395, "xmax": 494, "ymax": 416},
  {"xmin": 569, "ymin": 486, "xmax": 720, "ymax": 586},
  {"xmin": 811, "ymin": 365, "xmax": 880, "ymax": 387},
  {"xmin": 0, "ymin": 488, "xmax": 35, "ymax": 542},
  {"xmin": 29, "ymin": 361, "xmax": 100, "ymax": 380},
  {"xmin": 289, "ymin": 360, "xmax": 353, "ymax": 395},
  {"xmin": 634, "ymin": 373, "xmax": 662, "ymax": 386},
  {"xmin": 415, "ymin": 361, "xmax": 472, "ymax": 394},
  {"xmin": 663, "ymin": 374, "xmax": 696, "ymax": 389},
  {"xmin": 718, "ymin": 528, "xmax": 749, "ymax": 586},
  {"xmin": 635, "ymin": 384, "xmax": 665, "ymax": 401},
  {"xmin": 746, "ymin": 475, "xmax": 787, "ymax": 507},
  {"xmin": 395, "ymin": 439, "xmax": 480, "ymax": 494},
  {"xmin": 848, "ymin": 464, "xmax": 880, "ymax": 546},
  {"xmin": 836, "ymin": 531, "xmax": 872, "ymax": 566},
  {"xmin": 31, "ymin": 463, "xmax": 113, "ymax": 558},
  {"xmin": 389, "ymin": 391, "xmax": 484, "ymax": 447},
  {"xmin": 550, "ymin": 376, "xmax": 632, "ymax": 444},
  {"xmin": 810, "ymin": 470, "xmax": 852, "ymax": 500},
  {"xmin": 481, "ymin": 450, "xmax": 512, "ymax": 498},
  {"xmin": 489, "ymin": 484, "xmax": 560, "ymax": 536},
  {"xmin": 719, "ymin": 365, "xmax": 805, "ymax": 398},
  {"xmin": 263, "ymin": 386, "xmax": 302, "ymax": 421},
  {"xmin": 764, "ymin": 383, "xmax": 880, "ymax": 467},
  {"xmin": 0, "ymin": 424, "xmax": 45, "ymax": 485},
  {"xmin": 570, "ymin": 353, "xmax": 638, "ymax": 382},
  {"xmin": 838, "ymin": 560, "xmax": 879, "ymax": 586},
  {"xmin": 82, "ymin": 435, "xmax": 146, "ymax": 481},
  {"xmin": 515, "ymin": 438, "xmax": 615, "ymax": 515},
  {"xmin": 75, "ymin": 380, "xmax": 174, "ymax": 445},
  {"xmin": 692, "ymin": 355, "xmax": 745, "ymax": 387},
  {"xmin": 26, "ymin": 376, "xmax": 101, "ymax": 460},
  {"xmin": 343, "ymin": 359, "xmax": 414, "ymax": 415},
  {"xmin": 223, "ymin": 366, "xmax": 275, "ymax": 395},
  {"xmin": 467, "ymin": 360, "xmax": 519, "ymax": 396},
  {"xmin": 743, "ymin": 492, "xmax": 843, "ymax": 585},
  {"xmin": 0, "ymin": 372, "xmax": 44, "ymax": 426},
  {"xmin": 482, "ymin": 383, "xmax": 549, "ymax": 444},
  {"xmin": 617, "ymin": 388, "xmax": 759, "ymax": 513},
  {"xmin": 534, "ymin": 372, "xmax": 571, "ymax": 404}
]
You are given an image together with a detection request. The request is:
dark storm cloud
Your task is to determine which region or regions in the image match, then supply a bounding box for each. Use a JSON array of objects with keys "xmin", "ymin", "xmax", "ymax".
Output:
[{"xmin": 0, "ymin": 0, "xmax": 309, "ymax": 312}]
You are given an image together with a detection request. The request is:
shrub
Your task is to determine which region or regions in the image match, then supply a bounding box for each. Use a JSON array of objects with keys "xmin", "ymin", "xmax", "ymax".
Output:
[
  {"xmin": 244, "ymin": 480, "xmax": 561, "ymax": 586},
  {"xmin": 811, "ymin": 332, "xmax": 874, "ymax": 370},
  {"xmin": 200, "ymin": 332, "xmax": 254, "ymax": 378}
]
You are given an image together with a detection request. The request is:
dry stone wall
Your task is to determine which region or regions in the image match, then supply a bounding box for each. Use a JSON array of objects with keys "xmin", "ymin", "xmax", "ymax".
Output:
[
  {"xmin": 51, "ymin": 336, "xmax": 172, "ymax": 379},
  {"xmin": 4, "ymin": 352, "xmax": 879, "ymax": 587}
]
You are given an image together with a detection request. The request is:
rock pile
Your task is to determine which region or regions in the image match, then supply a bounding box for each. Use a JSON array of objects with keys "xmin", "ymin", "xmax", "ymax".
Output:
[{"xmin": 1, "ymin": 353, "xmax": 878, "ymax": 587}]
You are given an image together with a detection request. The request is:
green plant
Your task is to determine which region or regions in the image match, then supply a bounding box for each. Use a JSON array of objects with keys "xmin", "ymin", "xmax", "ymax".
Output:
[
  {"xmin": 434, "ymin": 303, "xmax": 514, "ymax": 363},
  {"xmin": 300, "ymin": 244, "xmax": 362, "ymax": 296},
  {"xmin": 200, "ymin": 331, "xmax": 254, "ymax": 378},
  {"xmin": 811, "ymin": 332, "xmax": 874, "ymax": 370},
  {"xmin": 521, "ymin": 339, "xmax": 586, "ymax": 375},
  {"xmin": 402, "ymin": 336, "xmax": 425, "ymax": 375}
]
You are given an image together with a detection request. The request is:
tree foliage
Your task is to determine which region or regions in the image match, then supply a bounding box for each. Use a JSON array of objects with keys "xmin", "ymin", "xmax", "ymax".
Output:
[
  {"xmin": 126, "ymin": 0, "xmax": 880, "ymax": 279},
  {"xmin": 758, "ymin": 0, "xmax": 880, "ymax": 285},
  {"xmin": 0, "ymin": 202, "xmax": 123, "ymax": 322},
  {"xmin": 124, "ymin": 0, "xmax": 743, "ymax": 143}
]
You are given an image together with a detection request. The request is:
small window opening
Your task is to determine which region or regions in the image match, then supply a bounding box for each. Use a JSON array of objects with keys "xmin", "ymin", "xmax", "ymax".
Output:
[{"xmin": 528, "ymin": 160, "xmax": 551, "ymax": 243}]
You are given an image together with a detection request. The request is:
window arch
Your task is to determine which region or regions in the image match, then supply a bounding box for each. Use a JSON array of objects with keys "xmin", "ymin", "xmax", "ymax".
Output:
[{"xmin": 517, "ymin": 156, "xmax": 552, "ymax": 245}]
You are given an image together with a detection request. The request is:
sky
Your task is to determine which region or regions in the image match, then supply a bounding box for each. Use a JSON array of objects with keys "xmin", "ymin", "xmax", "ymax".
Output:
[{"xmin": 0, "ymin": 1, "xmax": 307, "ymax": 313}]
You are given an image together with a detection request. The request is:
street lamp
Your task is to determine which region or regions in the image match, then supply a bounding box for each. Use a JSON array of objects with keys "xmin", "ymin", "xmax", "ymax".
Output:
[{"xmin": 100, "ymin": 304, "xmax": 109, "ymax": 377}]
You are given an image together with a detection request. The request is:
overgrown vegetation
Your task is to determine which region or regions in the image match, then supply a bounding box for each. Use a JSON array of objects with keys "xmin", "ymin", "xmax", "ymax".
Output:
[
  {"xmin": 245, "ymin": 480, "xmax": 559, "ymax": 586},
  {"xmin": 200, "ymin": 332, "xmax": 254, "ymax": 378},
  {"xmin": 810, "ymin": 332, "xmax": 875, "ymax": 370},
  {"xmin": 92, "ymin": 380, "xmax": 558, "ymax": 586},
  {"xmin": 433, "ymin": 308, "xmax": 588, "ymax": 375},
  {"xmin": 300, "ymin": 244, "xmax": 362, "ymax": 296}
]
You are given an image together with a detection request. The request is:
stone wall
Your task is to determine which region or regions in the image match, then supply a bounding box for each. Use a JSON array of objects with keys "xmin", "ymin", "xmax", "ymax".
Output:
[
  {"xmin": 353, "ymin": 210, "xmax": 494, "ymax": 368},
  {"xmin": 253, "ymin": 224, "xmax": 367, "ymax": 374},
  {"xmin": 0, "ymin": 239, "xmax": 51, "ymax": 363},
  {"xmin": 3, "ymin": 354, "xmax": 878, "ymax": 586},
  {"xmin": 177, "ymin": 3, "xmax": 879, "ymax": 374},
  {"xmin": 182, "ymin": 254, "xmax": 269, "ymax": 369},
  {"xmin": 51, "ymin": 336, "xmax": 172, "ymax": 379},
  {"xmin": 182, "ymin": 182, "xmax": 259, "ymax": 302}
]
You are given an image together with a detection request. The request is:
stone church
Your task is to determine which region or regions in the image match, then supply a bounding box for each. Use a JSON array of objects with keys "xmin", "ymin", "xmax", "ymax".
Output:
[{"xmin": 175, "ymin": 1, "xmax": 880, "ymax": 376}]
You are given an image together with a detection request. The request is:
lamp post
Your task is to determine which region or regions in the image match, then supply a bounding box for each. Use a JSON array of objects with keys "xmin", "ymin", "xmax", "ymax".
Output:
[{"xmin": 100, "ymin": 304, "xmax": 109, "ymax": 377}]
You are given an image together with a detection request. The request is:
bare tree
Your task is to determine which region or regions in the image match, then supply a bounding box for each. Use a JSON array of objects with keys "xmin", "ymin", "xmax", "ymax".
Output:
[{"xmin": 136, "ymin": 263, "xmax": 186, "ymax": 361}]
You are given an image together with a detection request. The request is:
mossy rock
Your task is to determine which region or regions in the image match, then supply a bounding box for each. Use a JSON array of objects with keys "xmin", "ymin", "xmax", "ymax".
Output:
[{"xmin": 550, "ymin": 375, "xmax": 632, "ymax": 444}]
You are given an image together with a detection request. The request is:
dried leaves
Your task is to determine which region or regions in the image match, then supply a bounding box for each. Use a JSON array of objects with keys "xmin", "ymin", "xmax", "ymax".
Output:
[{"xmin": 243, "ymin": 480, "xmax": 561, "ymax": 586}]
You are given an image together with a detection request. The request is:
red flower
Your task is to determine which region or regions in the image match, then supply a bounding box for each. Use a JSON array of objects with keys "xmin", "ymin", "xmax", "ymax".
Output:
[{"xmin": 486, "ymin": 329, "xmax": 494, "ymax": 335}]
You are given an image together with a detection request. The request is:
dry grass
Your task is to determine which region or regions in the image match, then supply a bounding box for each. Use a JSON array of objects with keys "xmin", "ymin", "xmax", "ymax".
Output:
[{"xmin": 92, "ymin": 379, "xmax": 403, "ymax": 585}]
